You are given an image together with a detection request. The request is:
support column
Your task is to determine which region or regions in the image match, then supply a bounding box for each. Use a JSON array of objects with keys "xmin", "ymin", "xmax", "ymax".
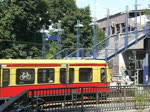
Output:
[
  {"xmin": 42, "ymin": 25, "xmax": 46, "ymax": 59},
  {"xmin": 143, "ymin": 53, "xmax": 149, "ymax": 84},
  {"xmin": 144, "ymin": 38, "xmax": 150, "ymax": 84},
  {"xmin": 92, "ymin": 19, "xmax": 97, "ymax": 59},
  {"xmin": 134, "ymin": 0, "xmax": 138, "ymax": 43},
  {"xmin": 125, "ymin": 6, "xmax": 129, "ymax": 49},
  {"xmin": 106, "ymin": 9, "xmax": 110, "ymax": 47},
  {"xmin": 114, "ymin": 23, "xmax": 117, "ymax": 34},
  {"xmin": 119, "ymin": 23, "xmax": 122, "ymax": 33},
  {"xmin": 57, "ymin": 22, "xmax": 62, "ymax": 59},
  {"xmin": 139, "ymin": 12, "xmax": 142, "ymax": 26},
  {"xmin": 76, "ymin": 20, "xmax": 80, "ymax": 57}
]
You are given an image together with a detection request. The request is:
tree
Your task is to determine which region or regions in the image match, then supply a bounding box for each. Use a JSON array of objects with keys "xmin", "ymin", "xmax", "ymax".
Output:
[
  {"xmin": 144, "ymin": 4, "xmax": 150, "ymax": 23},
  {"xmin": 45, "ymin": 0, "xmax": 105, "ymax": 58},
  {"xmin": 0, "ymin": 0, "xmax": 50, "ymax": 58},
  {"xmin": 96, "ymin": 27, "xmax": 105, "ymax": 49},
  {"xmin": 44, "ymin": 0, "xmax": 78, "ymax": 58},
  {"xmin": 0, "ymin": 0, "xmax": 105, "ymax": 59},
  {"xmin": 76, "ymin": 6, "xmax": 93, "ymax": 48}
]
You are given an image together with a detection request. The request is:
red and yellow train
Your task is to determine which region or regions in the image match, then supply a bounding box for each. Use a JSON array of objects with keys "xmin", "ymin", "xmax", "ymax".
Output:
[{"xmin": 0, "ymin": 59, "xmax": 111, "ymax": 101}]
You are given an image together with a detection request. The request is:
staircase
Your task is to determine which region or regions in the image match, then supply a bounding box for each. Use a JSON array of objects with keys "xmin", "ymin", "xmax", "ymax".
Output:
[
  {"xmin": 97, "ymin": 29, "xmax": 147, "ymax": 60},
  {"xmin": 52, "ymin": 25, "xmax": 150, "ymax": 60}
]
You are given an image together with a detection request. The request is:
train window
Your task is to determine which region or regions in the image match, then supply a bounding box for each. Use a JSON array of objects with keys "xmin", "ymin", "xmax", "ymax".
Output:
[
  {"xmin": 101, "ymin": 68, "xmax": 106, "ymax": 82},
  {"xmin": 60, "ymin": 68, "xmax": 74, "ymax": 84},
  {"xmin": 79, "ymin": 68, "xmax": 92, "ymax": 82},
  {"xmin": 2, "ymin": 69, "xmax": 10, "ymax": 87},
  {"xmin": 16, "ymin": 69, "xmax": 35, "ymax": 84},
  {"xmin": 60, "ymin": 68, "xmax": 66, "ymax": 84},
  {"xmin": 69, "ymin": 68, "xmax": 74, "ymax": 84},
  {"xmin": 38, "ymin": 69, "xmax": 54, "ymax": 83}
]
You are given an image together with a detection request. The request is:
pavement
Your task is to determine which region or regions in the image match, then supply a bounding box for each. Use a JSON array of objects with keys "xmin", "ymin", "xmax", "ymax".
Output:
[{"xmin": 110, "ymin": 108, "xmax": 150, "ymax": 112}]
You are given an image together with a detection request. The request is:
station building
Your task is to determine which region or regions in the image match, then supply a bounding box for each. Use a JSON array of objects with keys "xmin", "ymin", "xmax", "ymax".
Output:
[{"xmin": 97, "ymin": 9, "xmax": 150, "ymax": 85}]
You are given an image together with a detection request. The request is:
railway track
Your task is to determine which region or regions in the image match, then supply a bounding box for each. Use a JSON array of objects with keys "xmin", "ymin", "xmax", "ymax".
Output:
[
  {"xmin": 39, "ymin": 97, "xmax": 150, "ymax": 112},
  {"xmin": 41, "ymin": 97, "xmax": 150, "ymax": 108}
]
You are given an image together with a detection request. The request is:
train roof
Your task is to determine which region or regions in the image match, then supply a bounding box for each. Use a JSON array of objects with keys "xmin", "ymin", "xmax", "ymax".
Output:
[{"xmin": 0, "ymin": 59, "xmax": 106, "ymax": 64}]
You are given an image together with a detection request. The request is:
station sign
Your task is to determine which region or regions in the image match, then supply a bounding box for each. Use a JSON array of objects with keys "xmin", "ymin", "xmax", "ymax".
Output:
[{"xmin": 44, "ymin": 36, "xmax": 58, "ymax": 40}]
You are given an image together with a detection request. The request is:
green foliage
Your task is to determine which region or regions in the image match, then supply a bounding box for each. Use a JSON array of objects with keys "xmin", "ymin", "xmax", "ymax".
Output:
[
  {"xmin": 97, "ymin": 27, "xmax": 105, "ymax": 43},
  {"xmin": 144, "ymin": 9, "xmax": 150, "ymax": 15},
  {"xmin": 45, "ymin": 0, "xmax": 105, "ymax": 57},
  {"xmin": 77, "ymin": 7, "xmax": 93, "ymax": 48},
  {"xmin": 144, "ymin": 4, "xmax": 150, "ymax": 24},
  {"xmin": 134, "ymin": 87, "xmax": 149, "ymax": 111},
  {"xmin": 0, "ymin": 0, "xmax": 49, "ymax": 58},
  {"xmin": 45, "ymin": 0, "xmax": 77, "ymax": 23},
  {"xmin": 0, "ymin": 0, "xmax": 105, "ymax": 59},
  {"xmin": 0, "ymin": 42, "xmax": 41, "ymax": 59},
  {"xmin": 46, "ymin": 41, "xmax": 57, "ymax": 58}
]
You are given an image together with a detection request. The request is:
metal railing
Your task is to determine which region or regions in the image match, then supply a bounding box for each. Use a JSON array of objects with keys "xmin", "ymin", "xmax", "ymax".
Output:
[
  {"xmin": 136, "ymin": 60, "xmax": 143, "ymax": 70},
  {"xmin": 50, "ymin": 48, "xmax": 78, "ymax": 59},
  {"xmin": 51, "ymin": 26, "xmax": 150, "ymax": 61},
  {"xmin": 0, "ymin": 85, "xmax": 150, "ymax": 112},
  {"xmin": 103, "ymin": 29, "xmax": 147, "ymax": 60},
  {"xmin": 62, "ymin": 29, "xmax": 147, "ymax": 60}
]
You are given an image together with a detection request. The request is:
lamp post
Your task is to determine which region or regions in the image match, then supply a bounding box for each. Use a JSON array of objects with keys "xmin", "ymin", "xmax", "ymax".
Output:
[
  {"xmin": 134, "ymin": 0, "xmax": 139, "ymax": 43},
  {"xmin": 106, "ymin": 8, "xmax": 110, "ymax": 47},
  {"xmin": 40, "ymin": 17, "xmax": 51, "ymax": 59},
  {"xmin": 75, "ymin": 20, "xmax": 83, "ymax": 57},
  {"xmin": 90, "ymin": 17, "xmax": 97, "ymax": 59},
  {"xmin": 57, "ymin": 21, "xmax": 63, "ymax": 59},
  {"xmin": 125, "ymin": 6, "xmax": 129, "ymax": 50},
  {"xmin": 103, "ymin": 8, "xmax": 110, "ymax": 60},
  {"xmin": 42, "ymin": 24, "xmax": 46, "ymax": 59}
]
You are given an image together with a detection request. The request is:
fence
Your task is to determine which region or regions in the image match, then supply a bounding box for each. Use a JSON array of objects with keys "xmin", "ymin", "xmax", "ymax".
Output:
[{"xmin": 0, "ymin": 85, "xmax": 150, "ymax": 112}]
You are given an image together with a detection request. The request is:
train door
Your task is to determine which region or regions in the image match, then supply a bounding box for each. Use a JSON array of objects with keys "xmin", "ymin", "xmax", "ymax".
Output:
[
  {"xmin": 0, "ymin": 65, "xmax": 1, "ymax": 97},
  {"xmin": 100, "ymin": 67, "xmax": 107, "ymax": 83},
  {"xmin": 2, "ymin": 69, "xmax": 10, "ymax": 87},
  {"xmin": 69, "ymin": 68, "xmax": 74, "ymax": 84},
  {"xmin": 60, "ymin": 65, "xmax": 74, "ymax": 85},
  {"xmin": 60, "ymin": 68, "xmax": 66, "ymax": 84},
  {"xmin": 0, "ymin": 67, "xmax": 10, "ymax": 99}
]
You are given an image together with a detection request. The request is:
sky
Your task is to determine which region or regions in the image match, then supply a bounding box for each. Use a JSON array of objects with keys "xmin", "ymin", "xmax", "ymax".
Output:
[{"xmin": 76, "ymin": 0, "xmax": 150, "ymax": 20}]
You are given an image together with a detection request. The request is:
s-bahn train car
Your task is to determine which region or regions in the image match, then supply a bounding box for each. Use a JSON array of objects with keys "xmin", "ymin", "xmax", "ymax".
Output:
[{"xmin": 0, "ymin": 59, "xmax": 111, "ymax": 102}]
